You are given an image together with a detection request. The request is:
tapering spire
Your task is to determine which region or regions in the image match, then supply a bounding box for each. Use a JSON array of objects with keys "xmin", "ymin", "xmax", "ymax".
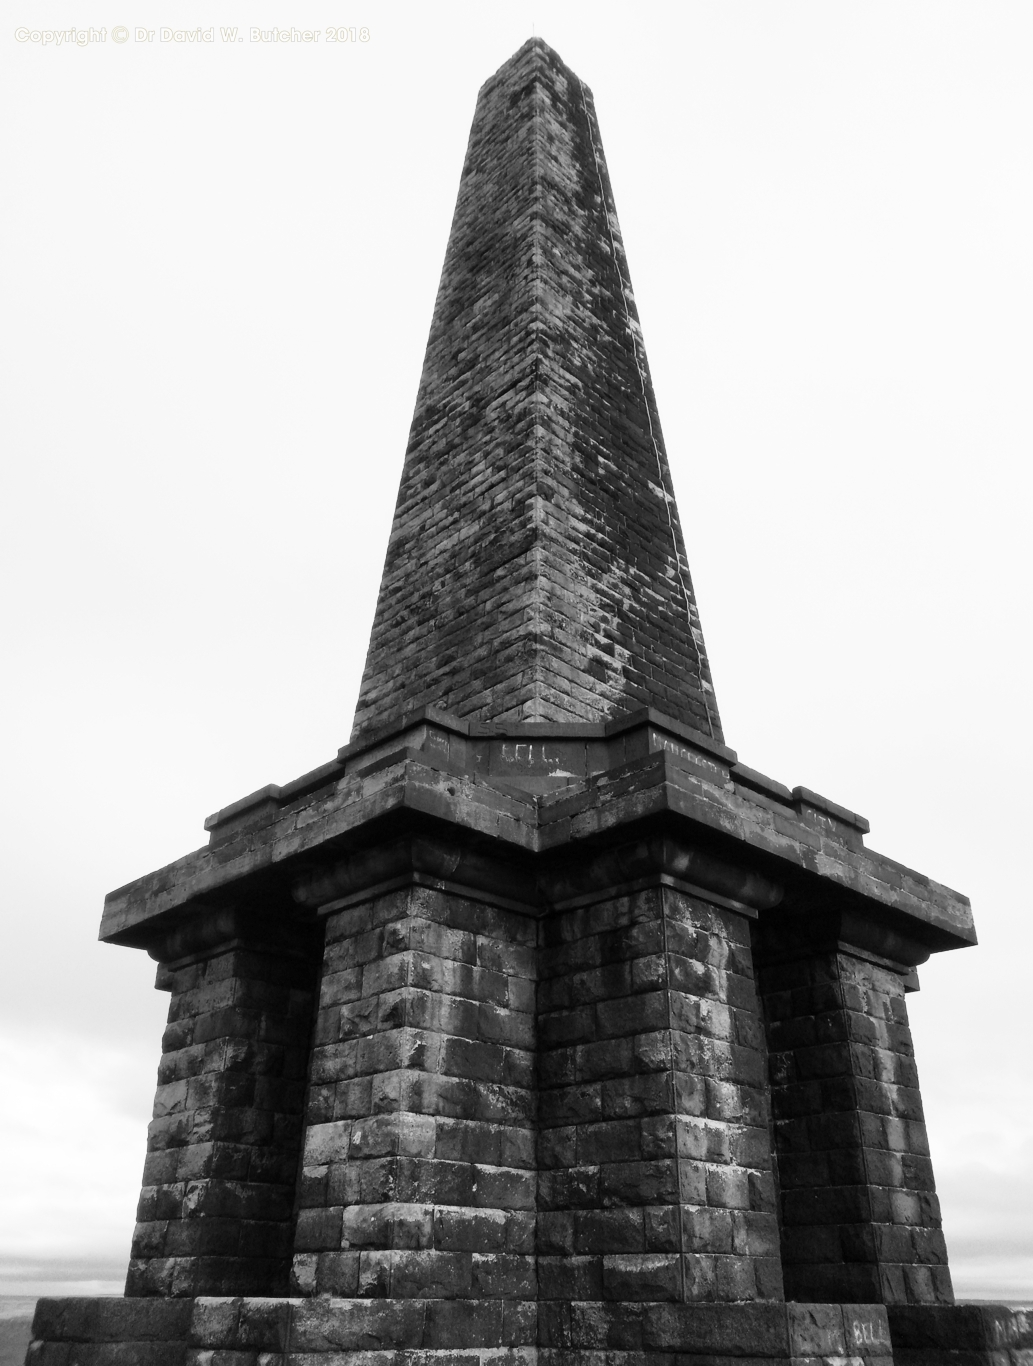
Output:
[{"xmin": 352, "ymin": 38, "xmax": 722, "ymax": 742}]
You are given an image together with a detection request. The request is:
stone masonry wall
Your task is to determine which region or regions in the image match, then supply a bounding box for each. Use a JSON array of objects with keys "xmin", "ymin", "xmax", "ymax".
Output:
[
  {"xmin": 352, "ymin": 38, "xmax": 722, "ymax": 740},
  {"xmin": 127, "ymin": 944, "xmax": 318, "ymax": 1298},
  {"xmin": 756, "ymin": 948, "xmax": 952, "ymax": 1305},
  {"xmin": 36, "ymin": 1293, "xmax": 954, "ymax": 1366},
  {"xmin": 537, "ymin": 885, "xmax": 782, "ymax": 1304},
  {"xmin": 292, "ymin": 884, "xmax": 538, "ymax": 1302}
]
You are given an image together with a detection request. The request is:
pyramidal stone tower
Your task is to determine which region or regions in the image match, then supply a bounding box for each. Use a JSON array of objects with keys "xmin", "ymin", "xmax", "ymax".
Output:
[
  {"xmin": 352, "ymin": 37, "xmax": 720, "ymax": 743},
  {"xmin": 29, "ymin": 39, "xmax": 1027, "ymax": 1366}
]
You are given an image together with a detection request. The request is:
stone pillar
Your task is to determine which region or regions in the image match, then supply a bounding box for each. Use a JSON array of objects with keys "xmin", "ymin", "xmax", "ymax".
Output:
[
  {"xmin": 537, "ymin": 848, "xmax": 783, "ymax": 1305},
  {"xmin": 126, "ymin": 913, "xmax": 321, "ymax": 1297},
  {"xmin": 290, "ymin": 838, "xmax": 538, "ymax": 1305},
  {"xmin": 755, "ymin": 915, "xmax": 952, "ymax": 1306}
]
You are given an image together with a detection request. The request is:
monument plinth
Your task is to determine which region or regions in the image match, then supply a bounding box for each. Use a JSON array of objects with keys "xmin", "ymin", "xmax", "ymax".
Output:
[{"xmin": 28, "ymin": 38, "xmax": 1027, "ymax": 1366}]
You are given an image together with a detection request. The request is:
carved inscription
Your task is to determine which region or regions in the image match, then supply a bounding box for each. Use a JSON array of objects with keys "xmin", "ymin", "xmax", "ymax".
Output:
[
  {"xmin": 846, "ymin": 1313, "xmax": 892, "ymax": 1350},
  {"xmin": 497, "ymin": 740, "xmax": 577, "ymax": 776},
  {"xmin": 649, "ymin": 729, "xmax": 724, "ymax": 779}
]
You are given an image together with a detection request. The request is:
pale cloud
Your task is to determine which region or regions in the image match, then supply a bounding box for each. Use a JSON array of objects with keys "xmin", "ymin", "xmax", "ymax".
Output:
[
  {"xmin": 0, "ymin": 1030, "xmax": 153, "ymax": 1295},
  {"xmin": 936, "ymin": 1155, "xmax": 1033, "ymax": 1303}
]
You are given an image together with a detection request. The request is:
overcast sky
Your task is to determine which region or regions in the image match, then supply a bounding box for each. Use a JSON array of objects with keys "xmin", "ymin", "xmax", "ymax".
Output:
[{"xmin": 2, "ymin": 0, "xmax": 1031, "ymax": 1302}]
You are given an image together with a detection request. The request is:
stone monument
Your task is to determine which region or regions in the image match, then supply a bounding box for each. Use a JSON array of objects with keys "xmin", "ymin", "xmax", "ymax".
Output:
[{"xmin": 27, "ymin": 37, "xmax": 1030, "ymax": 1366}]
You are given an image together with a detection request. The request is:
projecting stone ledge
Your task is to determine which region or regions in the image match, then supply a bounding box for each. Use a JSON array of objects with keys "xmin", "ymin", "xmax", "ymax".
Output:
[
  {"xmin": 100, "ymin": 707, "xmax": 973, "ymax": 959},
  {"xmin": 27, "ymin": 1296, "xmax": 1033, "ymax": 1364}
]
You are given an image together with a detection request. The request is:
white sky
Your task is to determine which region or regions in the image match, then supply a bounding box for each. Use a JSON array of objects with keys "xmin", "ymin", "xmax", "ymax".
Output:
[{"xmin": 2, "ymin": 0, "xmax": 1031, "ymax": 1302}]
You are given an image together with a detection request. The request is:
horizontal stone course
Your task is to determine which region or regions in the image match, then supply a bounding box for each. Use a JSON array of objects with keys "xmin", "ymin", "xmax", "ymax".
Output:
[
  {"xmin": 55, "ymin": 1295, "xmax": 1028, "ymax": 1362},
  {"xmin": 28, "ymin": 1296, "xmax": 544, "ymax": 1363}
]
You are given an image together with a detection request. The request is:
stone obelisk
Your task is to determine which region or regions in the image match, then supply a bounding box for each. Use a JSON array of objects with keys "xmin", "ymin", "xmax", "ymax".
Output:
[{"xmin": 28, "ymin": 38, "xmax": 1027, "ymax": 1366}]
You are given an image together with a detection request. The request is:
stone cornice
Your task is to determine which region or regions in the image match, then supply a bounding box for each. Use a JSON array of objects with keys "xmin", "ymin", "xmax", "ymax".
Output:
[{"xmin": 100, "ymin": 714, "xmax": 974, "ymax": 956}]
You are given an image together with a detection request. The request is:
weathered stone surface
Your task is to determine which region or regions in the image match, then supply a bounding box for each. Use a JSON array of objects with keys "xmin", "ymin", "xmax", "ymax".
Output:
[
  {"xmin": 888, "ymin": 1302, "xmax": 1033, "ymax": 1365},
  {"xmin": 99, "ymin": 717, "xmax": 975, "ymax": 955},
  {"xmin": 292, "ymin": 883, "xmax": 537, "ymax": 1300},
  {"xmin": 28, "ymin": 1295, "xmax": 1031, "ymax": 1365},
  {"xmin": 352, "ymin": 39, "xmax": 722, "ymax": 740},
  {"xmin": 126, "ymin": 934, "xmax": 321, "ymax": 1298},
  {"xmin": 757, "ymin": 941, "xmax": 951, "ymax": 1308},
  {"xmin": 24, "ymin": 1295, "xmax": 916, "ymax": 1362},
  {"xmin": 538, "ymin": 885, "xmax": 782, "ymax": 1305},
  {"xmin": 27, "ymin": 1297, "xmax": 193, "ymax": 1364}
]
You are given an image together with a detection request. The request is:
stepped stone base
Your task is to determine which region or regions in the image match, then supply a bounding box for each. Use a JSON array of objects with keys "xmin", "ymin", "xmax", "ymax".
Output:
[{"xmin": 27, "ymin": 1296, "xmax": 1033, "ymax": 1365}]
